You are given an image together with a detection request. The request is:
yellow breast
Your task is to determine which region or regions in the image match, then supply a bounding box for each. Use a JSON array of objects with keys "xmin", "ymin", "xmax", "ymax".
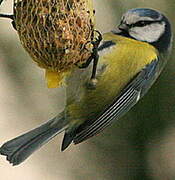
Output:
[
  {"xmin": 67, "ymin": 32, "xmax": 158, "ymax": 121},
  {"xmin": 99, "ymin": 32, "xmax": 158, "ymax": 92}
]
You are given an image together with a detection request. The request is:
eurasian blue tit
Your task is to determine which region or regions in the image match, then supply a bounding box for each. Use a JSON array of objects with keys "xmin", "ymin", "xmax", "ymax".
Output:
[{"xmin": 0, "ymin": 8, "xmax": 173, "ymax": 165}]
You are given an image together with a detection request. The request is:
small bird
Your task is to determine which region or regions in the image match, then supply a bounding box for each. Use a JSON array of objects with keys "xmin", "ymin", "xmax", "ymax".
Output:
[{"xmin": 0, "ymin": 8, "xmax": 172, "ymax": 165}]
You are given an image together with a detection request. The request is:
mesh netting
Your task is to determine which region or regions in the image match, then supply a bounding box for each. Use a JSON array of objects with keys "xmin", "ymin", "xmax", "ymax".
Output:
[{"xmin": 14, "ymin": 0, "xmax": 95, "ymax": 73}]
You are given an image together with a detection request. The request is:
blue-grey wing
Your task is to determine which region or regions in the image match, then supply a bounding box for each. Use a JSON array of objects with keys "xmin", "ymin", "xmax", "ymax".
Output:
[{"xmin": 73, "ymin": 59, "xmax": 159, "ymax": 144}]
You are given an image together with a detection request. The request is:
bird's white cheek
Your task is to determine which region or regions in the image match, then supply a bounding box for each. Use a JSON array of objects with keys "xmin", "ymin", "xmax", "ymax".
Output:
[{"xmin": 129, "ymin": 22, "xmax": 165, "ymax": 43}]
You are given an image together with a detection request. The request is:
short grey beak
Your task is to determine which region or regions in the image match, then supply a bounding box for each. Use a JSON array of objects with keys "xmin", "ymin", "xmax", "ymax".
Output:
[{"xmin": 118, "ymin": 23, "xmax": 129, "ymax": 31}]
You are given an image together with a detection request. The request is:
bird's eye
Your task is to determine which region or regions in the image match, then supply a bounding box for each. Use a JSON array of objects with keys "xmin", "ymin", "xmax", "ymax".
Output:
[
  {"xmin": 134, "ymin": 21, "xmax": 146, "ymax": 27},
  {"xmin": 139, "ymin": 21, "xmax": 146, "ymax": 25},
  {"xmin": 133, "ymin": 20, "xmax": 156, "ymax": 27}
]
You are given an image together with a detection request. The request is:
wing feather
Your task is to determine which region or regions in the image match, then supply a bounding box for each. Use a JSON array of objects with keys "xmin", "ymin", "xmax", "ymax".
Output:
[{"xmin": 73, "ymin": 59, "xmax": 159, "ymax": 144}]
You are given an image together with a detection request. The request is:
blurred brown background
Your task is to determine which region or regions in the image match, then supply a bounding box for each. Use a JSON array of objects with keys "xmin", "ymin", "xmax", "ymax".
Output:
[{"xmin": 0, "ymin": 0, "xmax": 175, "ymax": 179}]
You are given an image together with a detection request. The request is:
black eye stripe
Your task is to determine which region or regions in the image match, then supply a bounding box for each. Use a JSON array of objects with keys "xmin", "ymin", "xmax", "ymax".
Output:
[{"xmin": 129, "ymin": 20, "xmax": 162, "ymax": 28}]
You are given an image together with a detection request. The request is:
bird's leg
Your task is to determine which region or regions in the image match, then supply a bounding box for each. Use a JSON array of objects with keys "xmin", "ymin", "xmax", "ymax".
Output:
[
  {"xmin": 90, "ymin": 43, "xmax": 99, "ymax": 80},
  {"xmin": 86, "ymin": 51, "xmax": 99, "ymax": 90},
  {"xmin": 78, "ymin": 30, "xmax": 102, "ymax": 80},
  {"xmin": 0, "ymin": 14, "xmax": 16, "ymax": 30},
  {"xmin": 78, "ymin": 54, "xmax": 94, "ymax": 69},
  {"xmin": 81, "ymin": 30, "xmax": 102, "ymax": 89}
]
